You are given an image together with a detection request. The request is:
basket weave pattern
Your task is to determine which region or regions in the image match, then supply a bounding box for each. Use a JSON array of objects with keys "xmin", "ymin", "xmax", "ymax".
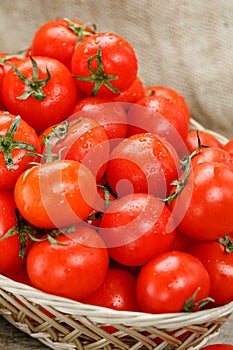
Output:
[{"xmin": 0, "ymin": 119, "xmax": 232, "ymax": 350}]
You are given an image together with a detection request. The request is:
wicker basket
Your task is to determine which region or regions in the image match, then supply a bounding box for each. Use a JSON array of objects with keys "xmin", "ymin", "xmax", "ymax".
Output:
[{"xmin": 0, "ymin": 118, "xmax": 232, "ymax": 350}]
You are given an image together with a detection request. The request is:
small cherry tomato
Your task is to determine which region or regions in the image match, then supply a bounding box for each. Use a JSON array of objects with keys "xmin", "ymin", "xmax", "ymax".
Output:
[
  {"xmin": 136, "ymin": 251, "xmax": 211, "ymax": 313},
  {"xmin": 185, "ymin": 130, "xmax": 223, "ymax": 153},
  {"xmin": 30, "ymin": 18, "xmax": 96, "ymax": 69},
  {"xmin": 14, "ymin": 159, "xmax": 97, "ymax": 229},
  {"xmin": 0, "ymin": 111, "xmax": 41, "ymax": 190},
  {"xmin": 105, "ymin": 132, "xmax": 180, "ymax": 198},
  {"xmin": 82, "ymin": 268, "xmax": 140, "ymax": 311},
  {"xmin": 99, "ymin": 193, "xmax": 176, "ymax": 266},
  {"xmin": 2, "ymin": 56, "xmax": 78, "ymax": 132},
  {"xmin": 27, "ymin": 225, "xmax": 109, "ymax": 300},
  {"xmin": 71, "ymin": 32, "xmax": 138, "ymax": 97}
]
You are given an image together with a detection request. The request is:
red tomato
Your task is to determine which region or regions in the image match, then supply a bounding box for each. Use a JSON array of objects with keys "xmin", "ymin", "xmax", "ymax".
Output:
[
  {"xmin": 0, "ymin": 111, "xmax": 41, "ymax": 190},
  {"xmin": 185, "ymin": 130, "xmax": 223, "ymax": 153},
  {"xmin": 170, "ymin": 162, "xmax": 233, "ymax": 240},
  {"xmin": 0, "ymin": 190, "xmax": 32, "ymax": 274},
  {"xmin": 99, "ymin": 193, "xmax": 176, "ymax": 266},
  {"xmin": 71, "ymin": 32, "xmax": 138, "ymax": 97},
  {"xmin": 136, "ymin": 251, "xmax": 211, "ymax": 313},
  {"xmin": 30, "ymin": 18, "xmax": 96, "ymax": 69},
  {"xmin": 127, "ymin": 95, "xmax": 189, "ymax": 156},
  {"xmin": 191, "ymin": 147, "xmax": 233, "ymax": 170},
  {"xmin": 82, "ymin": 268, "xmax": 140, "ymax": 311},
  {"xmin": 105, "ymin": 132, "xmax": 180, "ymax": 198},
  {"xmin": 2, "ymin": 56, "xmax": 78, "ymax": 132},
  {"xmin": 27, "ymin": 225, "xmax": 109, "ymax": 300},
  {"xmin": 71, "ymin": 98, "xmax": 128, "ymax": 142},
  {"xmin": 113, "ymin": 76, "xmax": 145, "ymax": 105},
  {"xmin": 201, "ymin": 346, "xmax": 233, "ymax": 350},
  {"xmin": 39, "ymin": 116, "xmax": 110, "ymax": 182},
  {"xmin": 169, "ymin": 229, "xmax": 194, "ymax": 252},
  {"xmin": 223, "ymin": 138, "xmax": 233, "ymax": 157},
  {"xmin": 144, "ymin": 85, "xmax": 190, "ymax": 121},
  {"xmin": 189, "ymin": 233, "xmax": 233, "ymax": 305},
  {"xmin": 14, "ymin": 159, "xmax": 97, "ymax": 229}
]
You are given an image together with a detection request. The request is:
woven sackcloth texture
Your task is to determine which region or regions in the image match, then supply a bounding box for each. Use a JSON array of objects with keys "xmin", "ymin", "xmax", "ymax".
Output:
[{"xmin": 0, "ymin": 0, "xmax": 232, "ymax": 138}]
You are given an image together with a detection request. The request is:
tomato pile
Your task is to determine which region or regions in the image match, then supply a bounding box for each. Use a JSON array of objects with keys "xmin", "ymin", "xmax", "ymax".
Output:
[{"xmin": 1, "ymin": 17, "xmax": 233, "ymax": 316}]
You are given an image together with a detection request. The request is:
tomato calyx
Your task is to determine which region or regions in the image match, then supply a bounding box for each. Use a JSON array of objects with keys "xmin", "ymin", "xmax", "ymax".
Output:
[
  {"xmin": 29, "ymin": 226, "xmax": 75, "ymax": 245},
  {"xmin": 0, "ymin": 209, "xmax": 39, "ymax": 258},
  {"xmin": 74, "ymin": 46, "xmax": 121, "ymax": 96},
  {"xmin": 87, "ymin": 184, "xmax": 111, "ymax": 221},
  {"xmin": 63, "ymin": 18, "xmax": 97, "ymax": 45},
  {"xmin": 218, "ymin": 234, "xmax": 233, "ymax": 254},
  {"xmin": 0, "ymin": 49, "xmax": 26, "ymax": 66},
  {"xmin": 183, "ymin": 287, "xmax": 215, "ymax": 312},
  {"xmin": 0, "ymin": 115, "xmax": 37, "ymax": 170},
  {"xmin": 162, "ymin": 132, "xmax": 209, "ymax": 204},
  {"xmin": 9, "ymin": 56, "xmax": 51, "ymax": 101}
]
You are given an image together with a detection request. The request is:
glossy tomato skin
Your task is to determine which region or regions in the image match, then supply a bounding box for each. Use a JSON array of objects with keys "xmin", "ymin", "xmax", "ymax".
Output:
[
  {"xmin": 31, "ymin": 18, "xmax": 95, "ymax": 69},
  {"xmin": 144, "ymin": 85, "xmax": 190, "ymax": 122},
  {"xmin": 2, "ymin": 56, "xmax": 78, "ymax": 132},
  {"xmin": 71, "ymin": 32, "xmax": 138, "ymax": 98},
  {"xmin": 39, "ymin": 117, "xmax": 110, "ymax": 182},
  {"xmin": 185, "ymin": 130, "xmax": 223, "ymax": 153},
  {"xmin": 188, "ymin": 234, "xmax": 233, "ymax": 305},
  {"xmin": 14, "ymin": 159, "xmax": 97, "ymax": 229},
  {"xmin": 191, "ymin": 147, "xmax": 233, "ymax": 170},
  {"xmin": 0, "ymin": 111, "xmax": 41, "ymax": 190},
  {"xmin": 27, "ymin": 225, "xmax": 109, "ymax": 300},
  {"xmin": 127, "ymin": 95, "xmax": 189, "ymax": 156},
  {"xmin": 113, "ymin": 76, "xmax": 145, "ymax": 105},
  {"xmin": 99, "ymin": 193, "xmax": 176, "ymax": 266},
  {"xmin": 0, "ymin": 191, "xmax": 29, "ymax": 274},
  {"xmin": 223, "ymin": 138, "xmax": 233, "ymax": 157},
  {"xmin": 105, "ymin": 132, "xmax": 180, "ymax": 199},
  {"xmin": 136, "ymin": 251, "xmax": 211, "ymax": 314},
  {"xmin": 71, "ymin": 98, "xmax": 128, "ymax": 142},
  {"xmin": 170, "ymin": 162, "xmax": 233, "ymax": 240},
  {"xmin": 82, "ymin": 268, "xmax": 140, "ymax": 311}
]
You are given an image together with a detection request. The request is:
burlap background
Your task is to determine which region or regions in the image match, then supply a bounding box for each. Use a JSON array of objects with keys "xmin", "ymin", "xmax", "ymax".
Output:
[{"xmin": 0, "ymin": 0, "xmax": 232, "ymax": 139}]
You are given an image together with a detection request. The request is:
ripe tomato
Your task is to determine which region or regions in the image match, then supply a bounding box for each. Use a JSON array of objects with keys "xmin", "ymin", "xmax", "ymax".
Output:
[
  {"xmin": 127, "ymin": 95, "xmax": 189, "ymax": 155},
  {"xmin": 0, "ymin": 190, "xmax": 32, "ymax": 275},
  {"xmin": 26, "ymin": 225, "xmax": 109, "ymax": 300},
  {"xmin": 185, "ymin": 130, "xmax": 223, "ymax": 153},
  {"xmin": 14, "ymin": 159, "xmax": 97, "ymax": 229},
  {"xmin": 201, "ymin": 346, "xmax": 233, "ymax": 349},
  {"xmin": 136, "ymin": 251, "xmax": 211, "ymax": 313},
  {"xmin": 71, "ymin": 32, "xmax": 138, "ymax": 97},
  {"xmin": 82, "ymin": 268, "xmax": 140, "ymax": 311},
  {"xmin": 105, "ymin": 132, "xmax": 180, "ymax": 198},
  {"xmin": 223, "ymin": 138, "xmax": 233, "ymax": 157},
  {"xmin": 113, "ymin": 75, "xmax": 145, "ymax": 105},
  {"xmin": 170, "ymin": 162, "xmax": 233, "ymax": 240},
  {"xmin": 99, "ymin": 193, "xmax": 176, "ymax": 266},
  {"xmin": 189, "ymin": 233, "xmax": 233, "ymax": 305},
  {"xmin": 71, "ymin": 98, "xmax": 128, "ymax": 142},
  {"xmin": 191, "ymin": 147, "xmax": 233, "ymax": 170},
  {"xmin": 0, "ymin": 111, "xmax": 41, "ymax": 190},
  {"xmin": 144, "ymin": 85, "xmax": 190, "ymax": 122},
  {"xmin": 2, "ymin": 56, "xmax": 78, "ymax": 132},
  {"xmin": 0, "ymin": 51, "xmax": 25, "ymax": 108},
  {"xmin": 39, "ymin": 116, "xmax": 110, "ymax": 182},
  {"xmin": 30, "ymin": 18, "xmax": 96, "ymax": 69}
]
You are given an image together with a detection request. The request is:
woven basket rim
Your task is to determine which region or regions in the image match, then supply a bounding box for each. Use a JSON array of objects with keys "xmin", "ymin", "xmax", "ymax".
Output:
[{"xmin": 1, "ymin": 273, "xmax": 233, "ymax": 329}]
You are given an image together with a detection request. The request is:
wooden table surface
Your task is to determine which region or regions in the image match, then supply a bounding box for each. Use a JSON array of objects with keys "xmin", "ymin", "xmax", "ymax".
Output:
[{"xmin": 0, "ymin": 313, "xmax": 233, "ymax": 349}]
